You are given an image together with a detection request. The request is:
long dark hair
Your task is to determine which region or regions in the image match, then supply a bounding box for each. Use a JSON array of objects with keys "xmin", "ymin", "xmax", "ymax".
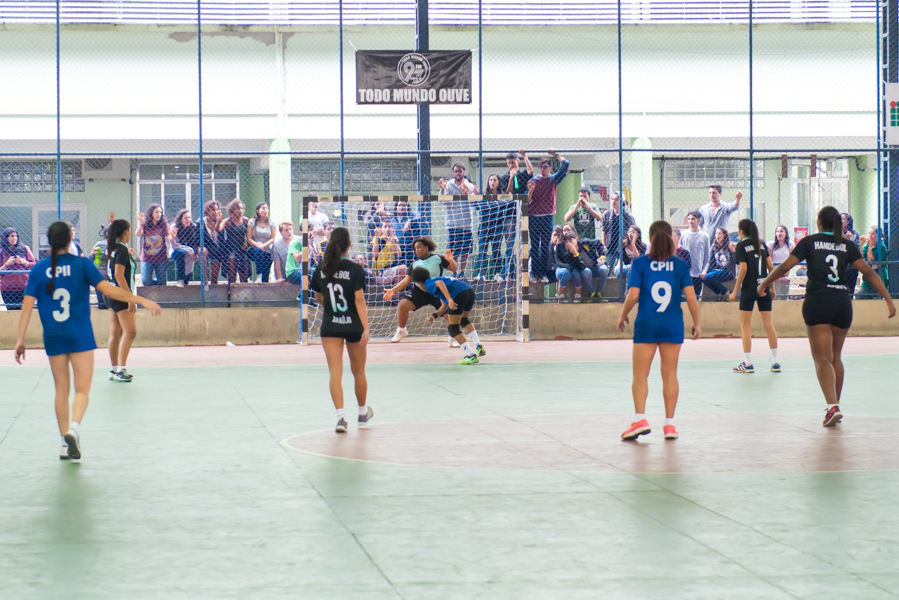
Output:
[
  {"xmin": 738, "ymin": 218, "xmax": 760, "ymax": 253},
  {"xmin": 1, "ymin": 227, "xmax": 26, "ymax": 258},
  {"xmin": 624, "ymin": 225, "xmax": 646, "ymax": 254},
  {"xmin": 253, "ymin": 202, "xmax": 269, "ymax": 226},
  {"xmin": 145, "ymin": 203, "xmax": 167, "ymax": 229},
  {"xmin": 486, "ymin": 173, "xmax": 502, "ymax": 194},
  {"xmin": 46, "ymin": 222, "xmax": 72, "ymax": 294},
  {"xmin": 648, "ymin": 220, "xmax": 675, "ymax": 261},
  {"xmin": 106, "ymin": 219, "xmax": 131, "ymax": 260},
  {"xmin": 320, "ymin": 226, "xmax": 351, "ymax": 281},
  {"xmin": 818, "ymin": 206, "xmax": 843, "ymax": 240},
  {"xmin": 173, "ymin": 208, "xmax": 193, "ymax": 232},
  {"xmin": 772, "ymin": 224, "xmax": 790, "ymax": 250},
  {"xmin": 712, "ymin": 227, "xmax": 730, "ymax": 251}
]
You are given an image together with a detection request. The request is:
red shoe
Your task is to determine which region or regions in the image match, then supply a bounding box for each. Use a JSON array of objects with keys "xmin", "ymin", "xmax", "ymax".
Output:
[
  {"xmin": 823, "ymin": 405, "xmax": 843, "ymax": 427},
  {"xmin": 663, "ymin": 424, "xmax": 679, "ymax": 439},
  {"xmin": 621, "ymin": 419, "xmax": 651, "ymax": 441}
]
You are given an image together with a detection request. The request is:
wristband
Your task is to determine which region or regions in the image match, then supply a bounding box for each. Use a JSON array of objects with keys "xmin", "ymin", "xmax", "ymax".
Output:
[{"xmin": 432, "ymin": 312, "xmax": 440, "ymax": 319}]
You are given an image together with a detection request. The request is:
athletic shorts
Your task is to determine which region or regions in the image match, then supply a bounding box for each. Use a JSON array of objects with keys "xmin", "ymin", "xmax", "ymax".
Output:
[
  {"xmin": 633, "ymin": 319, "xmax": 684, "ymax": 345},
  {"xmin": 320, "ymin": 330, "xmax": 364, "ymax": 344},
  {"xmin": 447, "ymin": 228, "xmax": 473, "ymax": 256},
  {"xmin": 107, "ymin": 298, "xmax": 130, "ymax": 313},
  {"xmin": 802, "ymin": 292, "xmax": 853, "ymax": 329},
  {"xmin": 409, "ymin": 285, "xmax": 442, "ymax": 311},
  {"xmin": 43, "ymin": 332, "xmax": 98, "ymax": 357},
  {"xmin": 447, "ymin": 288, "xmax": 476, "ymax": 315},
  {"xmin": 739, "ymin": 288, "xmax": 773, "ymax": 312}
]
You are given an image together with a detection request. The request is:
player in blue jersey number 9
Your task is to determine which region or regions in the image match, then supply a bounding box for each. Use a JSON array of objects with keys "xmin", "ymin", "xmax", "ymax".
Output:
[
  {"xmin": 14, "ymin": 222, "xmax": 162, "ymax": 460},
  {"xmin": 617, "ymin": 220, "xmax": 701, "ymax": 442}
]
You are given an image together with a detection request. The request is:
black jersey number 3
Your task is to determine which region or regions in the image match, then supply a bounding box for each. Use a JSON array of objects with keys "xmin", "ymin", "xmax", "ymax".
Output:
[
  {"xmin": 826, "ymin": 254, "xmax": 839, "ymax": 283},
  {"xmin": 327, "ymin": 282, "xmax": 349, "ymax": 312}
]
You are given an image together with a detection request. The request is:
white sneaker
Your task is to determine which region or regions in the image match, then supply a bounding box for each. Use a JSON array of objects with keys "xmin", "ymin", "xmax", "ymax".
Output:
[
  {"xmin": 448, "ymin": 336, "xmax": 460, "ymax": 348},
  {"xmin": 391, "ymin": 328, "xmax": 409, "ymax": 343},
  {"xmin": 60, "ymin": 441, "xmax": 70, "ymax": 460},
  {"xmin": 493, "ymin": 274, "xmax": 503, "ymax": 283},
  {"xmin": 64, "ymin": 429, "xmax": 81, "ymax": 459},
  {"xmin": 540, "ymin": 277, "xmax": 550, "ymax": 284}
]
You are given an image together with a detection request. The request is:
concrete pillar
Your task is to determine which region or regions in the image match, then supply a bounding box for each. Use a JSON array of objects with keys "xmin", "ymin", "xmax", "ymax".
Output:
[
  {"xmin": 269, "ymin": 137, "xmax": 292, "ymax": 223},
  {"xmin": 630, "ymin": 137, "xmax": 653, "ymax": 228}
]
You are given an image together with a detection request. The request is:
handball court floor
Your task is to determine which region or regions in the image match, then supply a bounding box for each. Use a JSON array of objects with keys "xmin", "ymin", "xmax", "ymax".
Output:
[{"xmin": 2, "ymin": 337, "xmax": 899, "ymax": 599}]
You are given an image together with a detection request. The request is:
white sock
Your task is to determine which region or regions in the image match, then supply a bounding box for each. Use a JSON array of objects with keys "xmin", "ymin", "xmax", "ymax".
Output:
[
  {"xmin": 468, "ymin": 330, "xmax": 481, "ymax": 346},
  {"xmin": 634, "ymin": 413, "xmax": 645, "ymax": 421},
  {"xmin": 336, "ymin": 408, "xmax": 346, "ymax": 419},
  {"xmin": 112, "ymin": 365, "xmax": 120, "ymax": 373},
  {"xmin": 397, "ymin": 327, "xmax": 407, "ymax": 332},
  {"xmin": 664, "ymin": 418, "xmax": 675, "ymax": 426},
  {"xmin": 461, "ymin": 341, "xmax": 475, "ymax": 356},
  {"xmin": 61, "ymin": 435, "xmax": 66, "ymax": 445},
  {"xmin": 70, "ymin": 422, "xmax": 80, "ymax": 434},
  {"xmin": 358, "ymin": 405, "xmax": 368, "ymax": 416},
  {"xmin": 828, "ymin": 403, "xmax": 839, "ymax": 409},
  {"xmin": 770, "ymin": 348, "xmax": 778, "ymax": 362},
  {"xmin": 744, "ymin": 353, "xmax": 751, "ymax": 364}
]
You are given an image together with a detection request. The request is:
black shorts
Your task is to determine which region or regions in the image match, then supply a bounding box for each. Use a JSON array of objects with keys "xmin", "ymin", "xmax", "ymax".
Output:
[
  {"xmin": 107, "ymin": 293, "xmax": 130, "ymax": 314},
  {"xmin": 802, "ymin": 292, "xmax": 853, "ymax": 329},
  {"xmin": 739, "ymin": 288, "xmax": 773, "ymax": 312},
  {"xmin": 409, "ymin": 285, "xmax": 442, "ymax": 311},
  {"xmin": 447, "ymin": 288, "xmax": 476, "ymax": 315},
  {"xmin": 320, "ymin": 330, "xmax": 364, "ymax": 344},
  {"xmin": 447, "ymin": 228, "xmax": 473, "ymax": 255}
]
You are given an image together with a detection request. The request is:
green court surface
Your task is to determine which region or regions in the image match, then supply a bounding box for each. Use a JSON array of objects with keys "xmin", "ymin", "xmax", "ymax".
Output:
[{"xmin": 2, "ymin": 345, "xmax": 899, "ymax": 599}]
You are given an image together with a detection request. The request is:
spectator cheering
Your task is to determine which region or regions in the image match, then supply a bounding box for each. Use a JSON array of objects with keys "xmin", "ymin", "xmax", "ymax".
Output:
[
  {"xmin": 679, "ymin": 211, "xmax": 711, "ymax": 297},
  {"xmin": 601, "ymin": 192, "xmax": 636, "ymax": 276},
  {"xmin": 700, "ymin": 227, "xmax": 737, "ymax": 298},
  {"xmin": 699, "ymin": 185, "xmax": 741, "ymax": 238},
  {"xmin": 371, "ymin": 222, "xmax": 401, "ymax": 271},
  {"xmin": 439, "ymin": 162, "xmax": 478, "ymax": 279},
  {"xmin": 0, "ymin": 227, "xmax": 37, "ymax": 309},
  {"xmin": 526, "ymin": 150, "xmax": 569, "ymax": 284},
  {"xmin": 499, "ymin": 149, "xmax": 534, "ymax": 196},
  {"xmin": 135, "ymin": 204, "xmax": 170, "ymax": 287},
  {"xmin": 246, "ymin": 201, "xmax": 276, "ymax": 282},
  {"xmin": 564, "ymin": 187, "xmax": 603, "ymax": 240},
  {"xmin": 170, "ymin": 209, "xmax": 200, "ymax": 287}
]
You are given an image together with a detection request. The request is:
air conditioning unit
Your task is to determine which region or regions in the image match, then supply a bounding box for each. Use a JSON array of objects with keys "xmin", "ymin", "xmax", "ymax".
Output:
[
  {"xmin": 250, "ymin": 155, "xmax": 269, "ymax": 174},
  {"xmin": 81, "ymin": 158, "xmax": 129, "ymax": 180}
]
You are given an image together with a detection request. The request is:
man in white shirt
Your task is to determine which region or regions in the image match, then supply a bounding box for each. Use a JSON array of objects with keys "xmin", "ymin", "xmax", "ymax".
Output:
[
  {"xmin": 679, "ymin": 211, "xmax": 711, "ymax": 297},
  {"xmin": 439, "ymin": 163, "xmax": 479, "ymax": 278},
  {"xmin": 308, "ymin": 202, "xmax": 331, "ymax": 250},
  {"xmin": 699, "ymin": 185, "xmax": 741, "ymax": 239}
]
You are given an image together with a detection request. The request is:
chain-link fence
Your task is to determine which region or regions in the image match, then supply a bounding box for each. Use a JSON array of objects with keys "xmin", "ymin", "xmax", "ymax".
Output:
[{"xmin": 0, "ymin": 0, "xmax": 893, "ymax": 312}]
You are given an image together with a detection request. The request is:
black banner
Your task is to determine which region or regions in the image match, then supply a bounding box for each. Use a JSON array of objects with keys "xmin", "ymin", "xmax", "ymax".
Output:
[{"xmin": 355, "ymin": 50, "xmax": 472, "ymax": 105}]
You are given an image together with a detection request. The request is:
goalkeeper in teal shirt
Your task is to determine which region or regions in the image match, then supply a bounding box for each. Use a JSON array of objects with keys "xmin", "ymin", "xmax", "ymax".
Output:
[{"xmin": 411, "ymin": 268, "xmax": 485, "ymax": 365}]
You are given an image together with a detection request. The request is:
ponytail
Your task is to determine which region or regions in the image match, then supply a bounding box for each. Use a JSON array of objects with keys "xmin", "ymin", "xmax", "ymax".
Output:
[
  {"xmin": 320, "ymin": 227, "xmax": 352, "ymax": 281},
  {"xmin": 46, "ymin": 222, "xmax": 72, "ymax": 294},
  {"xmin": 647, "ymin": 220, "xmax": 675, "ymax": 261},
  {"xmin": 106, "ymin": 219, "xmax": 131, "ymax": 260},
  {"xmin": 818, "ymin": 206, "xmax": 843, "ymax": 241},
  {"xmin": 738, "ymin": 218, "xmax": 760, "ymax": 253}
]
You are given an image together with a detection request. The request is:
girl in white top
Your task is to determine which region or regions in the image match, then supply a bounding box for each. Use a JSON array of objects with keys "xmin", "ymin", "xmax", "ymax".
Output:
[
  {"xmin": 247, "ymin": 202, "xmax": 276, "ymax": 282},
  {"xmin": 766, "ymin": 224, "xmax": 794, "ymax": 287}
]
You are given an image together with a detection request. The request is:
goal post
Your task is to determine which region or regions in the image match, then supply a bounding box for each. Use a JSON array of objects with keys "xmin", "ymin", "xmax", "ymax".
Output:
[{"xmin": 300, "ymin": 195, "xmax": 529, "ymax": 344}]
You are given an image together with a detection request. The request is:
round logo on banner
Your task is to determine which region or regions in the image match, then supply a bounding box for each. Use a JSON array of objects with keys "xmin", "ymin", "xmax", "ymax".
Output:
[{"xmin": 397, "ymin": 53, "xmax": 431, "ymax": 87}]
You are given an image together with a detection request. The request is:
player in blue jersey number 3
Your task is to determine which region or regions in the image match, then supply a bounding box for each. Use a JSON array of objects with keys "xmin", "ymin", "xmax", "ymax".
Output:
[
  {"xmin": 617, "ymin": 221, "xmax": 701, "ymax": 441},
  {"xmin": 14, "ymin": 222, "xmax": 162, "ymax": 460}
]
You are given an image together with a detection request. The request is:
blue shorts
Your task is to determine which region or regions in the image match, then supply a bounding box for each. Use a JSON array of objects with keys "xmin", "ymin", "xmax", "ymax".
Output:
[
  {"xmin": 44, "ymin": 332, "xmax": 98, "ymax": 357},
  {"xmin": 633, "ymin": 319, "xmax": 684, "ymax": 345}
]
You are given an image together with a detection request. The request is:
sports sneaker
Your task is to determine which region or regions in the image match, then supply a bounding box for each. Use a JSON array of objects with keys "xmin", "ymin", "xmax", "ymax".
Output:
[
  {"xmin": 64, "ymin": 429, "xmax": 81, "ymax": 459},
  {"xmin": 358, "ymin": 406, "xmax": 374, "ymax": 426},
  {"xmin": 448, "ymin": 337, "xmax": 460, "ymax": 348},
  {"xmin": 663, "ymin": 424, "xmax": 679, "ymax": 439},
  {"xmin": 539, "ymin": 276, "xmax": 550, "ymax": 284},
  {"xmin": 476, "ymin": 344, "xmax": 486, "ymax": 357},
  {"xmin": 574, "ymin": 294, "xmax": 582, "ymax": 303},
  {"xmin": 391, "ymin": 328, "xmax": 408, "ymax": 343},
  {"xmin": 733, "ymin": 362, "xmax": 754, "ymax": 374},
  {"xmin": 108, "ymin": 370, "xmax": 116, "ymax": 380},
  {"xmin": 770, "ymin": 362, "xmax": 781, "ymax": 373},
  {"xmin": 60, "ymin": 441, "xmax": 70, "ymax": 460},
  {"xmin": 112, "ymin": 370, "xmax": 133, "ymax": 383},
  {"xmin": 335, "ymin": 417, "xmax": 348, "ymax": 433},
  {"xmin": 621, "ymin": 419, "xmax": 651, "ymax": 441},
  {"xmin": 459, "ymin": 354, "xmax": 479, "ymax": 365},
  {"xmin": 823, "ymin": 405, "xmax": 843, "ymax": 427}
]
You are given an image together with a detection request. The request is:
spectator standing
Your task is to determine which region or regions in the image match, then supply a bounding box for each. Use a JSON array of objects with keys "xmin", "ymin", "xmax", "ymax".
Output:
[
  {"xmin": 272, "ymin": 222, "xmax": 300, "ymax": 283},
  {"xmin": 841, "ymin": 213, "xmax": 861, "ymax": 295},
  {"xmin": 0, "ymin": 227, "xmax": 37, "ymax": 309},
  {"xmin": 391, "ymin": 199, "xmax": 420, "ymax": 264},
  {"xmin": 497, "ymin": 149, "xmax": 533, "ymax": 281},
  {"xmin": 564, "ymin": 187, "xmax": 603, "ymax": 240},
  {"xmin": 701, "ymin": 227, "xmax": 737, "ymax": 298},
  {"xmin": 308, "ymin": 201, "xmax": 332, "ymax": 251},
  {"xmin": 679, "ymin": 211, "xmax": 711, "ymax": 297},
  {"xmin": 860, "ymin": 226, "xmax": 890, "ymax": 296},
  {"xmin": 246, "ymin": 202, "xmax": 276, "ymax": 283},
  {"xmin": 699, "ymin": 185, "xmax": 742, "ymax": 238},
  {"xmin": 199, "ymin": 200, "xmax": 225, "ymax": 285},
  {"xmin": 135, "ymin": 204, "xmax": 169, "ymax": 287},
  {"xmin": 371, "ymin": 222, "xmax": 401, "ymax": 271},
  {"xmin": 617, "ymin": 225, "xmax": 646, "ymax": 281},
  {"xmin": 526, "ymin": 150, "xmax": 569, "ymax": 284},
  {"xmin": 601, "ymin": 192, "xmax": 636, "ymax": 278},
  {"xmin": 474, "ymin": 173, "xmax": 505, "ymax": 282},
  {"xmin": 219, "ymin": 198, "xmax": 251, "ymax": 284},
  {"xmin": 170, "ymin": 209, "xmax": 200, "ymax": 287},
  {"xmin": 439, "ymin": 163, "xmax": 478, "ymax": 279}
]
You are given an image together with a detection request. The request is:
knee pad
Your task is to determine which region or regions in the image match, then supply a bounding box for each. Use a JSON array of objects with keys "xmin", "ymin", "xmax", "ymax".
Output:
[
  {"xmin": 447, "ymin": 324, "xmax": 462, "ymax": 338},
  {"xmin": 460, "ymin": 317, "xmax": 471, "ymax": 329}
]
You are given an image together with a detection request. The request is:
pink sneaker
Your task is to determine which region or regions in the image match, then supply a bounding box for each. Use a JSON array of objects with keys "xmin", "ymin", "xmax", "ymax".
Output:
[
  {"xmin": 621, "ymin": 419, "xmax": 651, "ymax": 441},
  {"xmin": 663, "ymin": 424, "xmax": 679, "ymax": 439}
]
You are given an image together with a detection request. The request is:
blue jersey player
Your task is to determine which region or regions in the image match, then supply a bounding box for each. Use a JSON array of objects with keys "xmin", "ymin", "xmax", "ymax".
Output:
[
  {"xmin": 14, "ymin": 222, "xmax": 162, "ymax": 460},
  {"xmin": 617, "ymin": 221, "xmax": 701, "ymax": 442}
]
